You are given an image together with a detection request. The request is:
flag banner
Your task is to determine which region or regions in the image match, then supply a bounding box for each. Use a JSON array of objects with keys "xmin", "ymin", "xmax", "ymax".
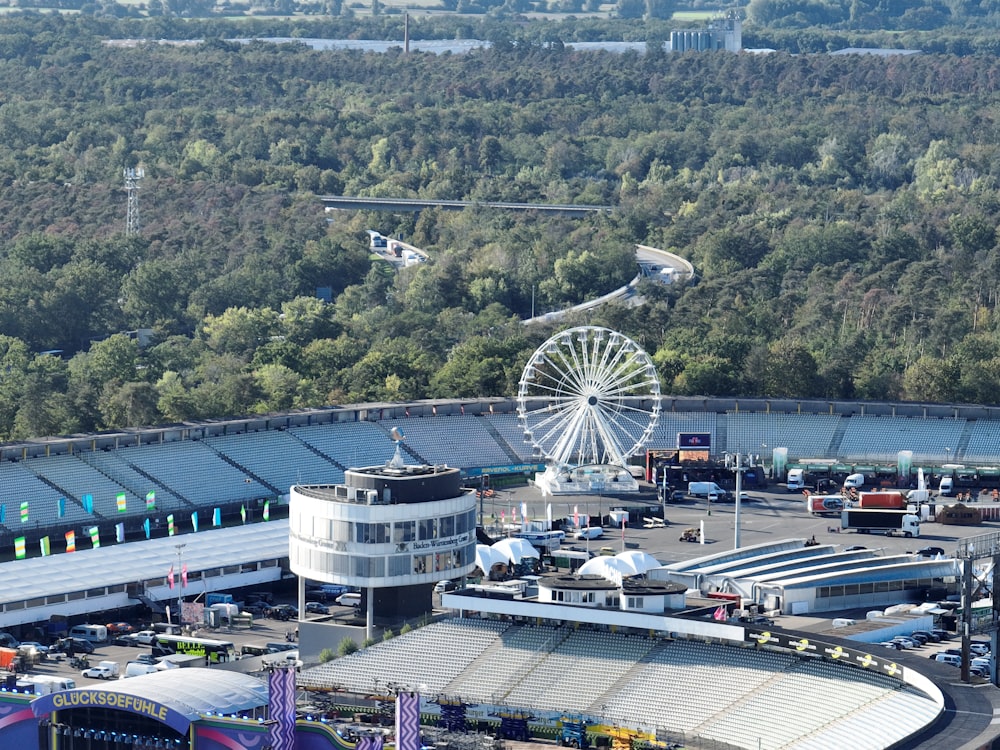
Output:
[
  {"xmin": 191, "ymin": 511, "xmax": 199, "ymax": 533},
  {"xmin": 574, "ymin": 505, "xmax": 579, "ymax": 527},
  {"xmin": 212, "ymin": 507, "xmax": 221, "ymax": 527},
  {"xmin": 167, "ymin": 514, "xmax": 175, "ymax": 536},
  {"xmin": 82, "ymin": 494, "xmax": 93, "ymax": 514},
  {"xmin": 181, "ymin": 564, "xmax": 188, "ymax": 588},
  {"xmin": 521, "ymin": 501, "xmax": 528, "ymax": 520},
  {"xmin": 268, "ymin": 663, "xmax": 297, "ymax": 750},
  {"xmin": 65, "ymin": 530, "xmax": 76, "ymax": 553},
  {"xmin": 57, "ymin": 497, "xmax": 65, "ymax": 519},
  {"xmin": 240, "ymin": 505, "xmax": 246, "ymax": 524},
  {"xmin": 145, "ymin": 491, "xmax": 156, "ymax": 510},
  {"xmin": 713, "ymin": 605, "xmax": 727, "ymax": 621},
  {"xmin": 89, "ymin": 526, "xmax": 100, "ymax": 549},
  {"xmin": 115, "ymin": 522, "xmax": 125, "ymax": 543},
  {"xmin": 395, "ymin": 691, "xmax": 420, "ymax": 750},
  {"xmin": 167, "ymin": 565, "xmax": 174, "ymax": 589},
  {"xmin": 116, "ymin": 492, "xmax": 127, "ymax": 513},
  {"xmin": 20, "ymin": 501, "xmax": 28, "ymax": 523},
  {"xmin": 143, "ymin": 518, "xmax": 151, "ymax": 539},
  {"xmin": 0, "ymin": 505, "xmax": 6, "ymax": 525},
  {"xmin": 39, "ymin": 536, "xmax": 50, "ymax": 557},
  {"xmin": 14, "ymin": 537, "xmax": 25, "ymax": 559},
  {"xmin": 263, "ymin": 501, "xmax": 270, "ymax": 521}
]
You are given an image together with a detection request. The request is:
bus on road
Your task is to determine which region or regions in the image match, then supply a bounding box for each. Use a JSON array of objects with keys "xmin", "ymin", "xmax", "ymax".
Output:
[{"xmin": 151, "ymin": 635, "xmax": 236, "ymax": 663}]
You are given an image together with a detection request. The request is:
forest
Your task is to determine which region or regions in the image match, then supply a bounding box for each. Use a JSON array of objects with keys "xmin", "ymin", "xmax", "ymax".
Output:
[{"xmin": 0, "ymin": 14, "xmax": 999, "ymax": 440}]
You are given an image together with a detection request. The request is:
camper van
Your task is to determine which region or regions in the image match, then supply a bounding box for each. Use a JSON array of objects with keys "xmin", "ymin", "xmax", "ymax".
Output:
[{"xmin": 69, "ymin": 624, "xmax": 108, "ymax": 644}]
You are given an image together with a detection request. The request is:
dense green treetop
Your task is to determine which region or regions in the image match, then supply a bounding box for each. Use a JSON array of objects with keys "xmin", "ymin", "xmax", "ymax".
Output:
[{"xmin": 0, "ymin": 15, "xmax": 997, "ymax": 438}]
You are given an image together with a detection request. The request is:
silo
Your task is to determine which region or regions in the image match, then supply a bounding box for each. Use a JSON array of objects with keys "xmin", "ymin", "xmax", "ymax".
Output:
[{"xmin": 671, "ymin": 31, "xmax": 683, "ymax": 52}]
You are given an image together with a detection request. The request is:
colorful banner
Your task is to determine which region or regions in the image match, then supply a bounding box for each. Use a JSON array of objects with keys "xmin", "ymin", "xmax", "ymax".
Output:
[
  {"xmin": 14, "ymin": 537, "xmax": 25, "ymax": 559},
  {"xmin": 19, "ymin": 501, "xmax": 28, "ymax": 523},
  {"xmin": 181, "ymin": 564, "xmax": 188, "ymax": 588},
  {"xmin": 65, "ymin": 530, "xmax": 76, "ymax": 553},
  {"xmin": 167, "ymin": 514, "xmax": 175, "ymax": 536},
  {"xmin": 57, "ymin": 497, "xmax": 65, "ymax": 519},
  {"xmin": 88, "ymin": 526, "xmax": 100, "ymax": 549},
  {"xmin": 146, "ymin": 490, "xmax": 156, "ymax": 510},
  {"xmin": 167, "ymin": 565, "xmax": 174, "ymax": 589},
  {"xmin": 0, "ymin": 505, "xmax": 6, "ymax": 525},
  {"xmin": 143, "ymin": 518, "xmax": 151, "ymax": 539},
  {"xmin": 213, "ymin": 507, "xmax": 221, "ymax": 527},
  {"xmin": 240, "ymin": 505, "xmax": 246, "ymax": 524},
  {"xmin": 191, "ymin": 511, "xmax": 199, "ymax": 533},
  {"xmin": 396, "ymin": 692, "xmax": 420, "ymax": 750},
  {"xmin": 39, "ymin": 536, "xmax": 50, "ymax": 557},
  {"xmin": 115, "ymin": 523, "xmax": 125, "ymax": 543},
  {"xmin": 268, "ymin": 666, "xmax": 297, "ymax": 750},
  {"xmin": 82, "ymin": 494, "xmax": 93, "ymax": 514},
  {"xmin": 116, "ymin": 492, "xmax": 127, "ymax": 513},
  {"xmin": 263, "ymin": 501, "xmax": 270, "ymax": 521}
]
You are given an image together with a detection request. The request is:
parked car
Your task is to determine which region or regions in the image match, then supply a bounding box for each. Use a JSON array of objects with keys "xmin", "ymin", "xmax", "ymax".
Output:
[
  {"xmin": 304, "ymin": 602, "xmax": 329, "ymax": 615},
  {"xmin": 81, "ymin": 663, "xmax": 118, "ymax": 680},
  {"xmin": 19, "ymin": 641, "xmax": 48, "ymax": 654},
  {"xmin": 970, "ymin": 642, "xmax": 991, "ymax": 656},
  {"xmin": 931, "ymin": 629, "xmax": 953, "ymax": 641},
  {"xmin": 891, "ymin": 637, "xmax": 916, "ymax": 649},
  {"xmin": 916, "ymin": 546, "xmax": 946, "ymax": 558},
  {"xmin": 132, "ymin": 653, "xmax": 157, "ymax": 665},
  {"xmin": 267, "ymin": 604, "xmax": 298, "ymax": 621},
  {"xmin": 105, "ymin": 622, "xmax": 134, "ymax": 635},
  {"xmin": 128, "ymin": 630, "xmax": 157, "ymax": 646},
  {"xmin": 434, "ymin": 580, "xmax": 458, "ymax": 594},
  {"xmin": 907, "ymin": 633, "xmax": 929, "ymax": 645},
  {"xmin": 911, "ymin": 630, "xmax": 940, "ymax": 643},
  {"xmin": 60, "ymin": 638, "xmax": 95, "ymax": 654}
]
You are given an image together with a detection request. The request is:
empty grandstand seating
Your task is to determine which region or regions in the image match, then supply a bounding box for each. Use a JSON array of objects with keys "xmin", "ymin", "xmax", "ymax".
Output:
[
  {"xmin": 297, "ymin": 622, "xmax": 940, "ymax": 750},
  {"xmin": 23, "ymin": 455, "xmax": 140, "ymax": 520},
  {"xmin": 289, "ymin": 422, "xmax": 397, "ymax": 474},
  {"xmin": 726, "ymin": 413, "xmax": 841, "ymax": 458},
  {"xmin": 203, "ymin": 431, "xmax": 342, "ymax": 494},
  {"xmin": 112, "ymin": 441, "xmax": 270, "ymax": 506},
  {"xmin": 837, "ymin": 416, "xmax": 967, "ymax": 463},
  {"xmin": 79, "ymin": 451, "xmax": 189, "ymax": 513},
  {"xmin": 8, "ymin": 404, "xmax": 1000, "ymax": 532},
  {"xmin": 380, "ymin": 416, "xmax": 515, "ymax": 468},
  {"xmin": 0, "ymin": 461, "xmax": 93, "ymax": 529}
]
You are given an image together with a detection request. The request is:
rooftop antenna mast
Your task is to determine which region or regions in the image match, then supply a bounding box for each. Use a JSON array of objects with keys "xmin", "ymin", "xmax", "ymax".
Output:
[{"xmin": 124, "ymin": 167, "xmax": 144, "ymax": 236}]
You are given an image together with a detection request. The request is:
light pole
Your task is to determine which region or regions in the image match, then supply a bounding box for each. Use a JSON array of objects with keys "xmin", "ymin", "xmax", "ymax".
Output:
[
  {"xmin": 175, "ymin": 543, "xmax": 186, "ymax": 630},
  {"xmin": 734, "ymin": 452, "xmax": 750, "ymax": 549}
]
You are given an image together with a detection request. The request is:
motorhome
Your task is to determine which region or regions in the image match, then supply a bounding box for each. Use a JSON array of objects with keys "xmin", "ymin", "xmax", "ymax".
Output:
[{"xmin": 69, "ymin": 624, "xmax": 108, "ymax": 644}]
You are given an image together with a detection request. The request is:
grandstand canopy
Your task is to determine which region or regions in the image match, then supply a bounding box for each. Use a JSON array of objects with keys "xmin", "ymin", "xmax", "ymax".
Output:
[{"xmin": 0, "ymin": 521, "xmax": 289, "ymax": 607}]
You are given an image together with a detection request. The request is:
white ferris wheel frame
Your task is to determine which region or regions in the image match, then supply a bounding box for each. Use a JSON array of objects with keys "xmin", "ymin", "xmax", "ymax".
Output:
[{"xmin": 517, "ymin": 326, "xmax": 661, "ymax": 470}]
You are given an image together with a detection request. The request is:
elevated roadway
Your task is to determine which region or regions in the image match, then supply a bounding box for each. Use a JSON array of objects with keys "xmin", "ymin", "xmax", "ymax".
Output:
[
  {"xmin": 522, "ymin": 244, "xmax": 695, "ymax": 325},
  {"xmin": 321, "ymin": 195, "xmax": 610, "ymax": 216}
]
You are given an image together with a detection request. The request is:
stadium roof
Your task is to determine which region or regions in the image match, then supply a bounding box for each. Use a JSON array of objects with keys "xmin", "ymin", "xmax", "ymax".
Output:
[{"xmin": 0, "ymin": 521, "xmax": 289, "ymax": 606}]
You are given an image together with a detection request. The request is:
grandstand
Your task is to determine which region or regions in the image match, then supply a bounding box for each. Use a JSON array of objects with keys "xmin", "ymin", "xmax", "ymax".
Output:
[
  {"xmin": 4, "ymin": 395, "xmax": 1000, "ymax": 538},
  {"xmin": 298, "ymin": 620, "xmax": 942, "ymax": 750}
]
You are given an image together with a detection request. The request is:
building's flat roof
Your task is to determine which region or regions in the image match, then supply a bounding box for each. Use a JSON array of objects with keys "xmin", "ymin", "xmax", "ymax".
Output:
[{"xmin": 0, "ymin": 521, "xmax": 289, "ymax": 605}]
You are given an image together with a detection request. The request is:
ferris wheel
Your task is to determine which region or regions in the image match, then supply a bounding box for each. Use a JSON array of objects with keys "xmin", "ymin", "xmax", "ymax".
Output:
[{"xmin": 517, "ymin": 326, "xmax": 661, "ymax": 469}]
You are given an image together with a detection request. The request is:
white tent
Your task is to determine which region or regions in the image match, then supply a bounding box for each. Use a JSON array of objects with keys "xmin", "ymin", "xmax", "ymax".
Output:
[
  {"xmin": 475, "ymin": 544, "xmax": 510, "ymax": 573},
  {"xmin": 615, "ymin": 550, "xmax": 662, "ymax": 576},
  {"xmin": 577, "ymin": 556, "xmax": 633, "ymax": 585},
  {"xmin": 492, "ymin": 537, "xmax": 540, "ymax": 563}
]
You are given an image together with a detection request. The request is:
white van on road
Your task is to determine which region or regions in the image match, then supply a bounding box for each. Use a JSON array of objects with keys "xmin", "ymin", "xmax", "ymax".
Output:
[{"xmin": 575, "ymin": 527, "xmax": 604, "ymax": 540}]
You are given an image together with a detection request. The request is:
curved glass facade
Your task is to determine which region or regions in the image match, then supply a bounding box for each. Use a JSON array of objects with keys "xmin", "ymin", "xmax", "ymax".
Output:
[{"xmin": 289, "ymin": 486, "xmax": 478, "ymax": 587}]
